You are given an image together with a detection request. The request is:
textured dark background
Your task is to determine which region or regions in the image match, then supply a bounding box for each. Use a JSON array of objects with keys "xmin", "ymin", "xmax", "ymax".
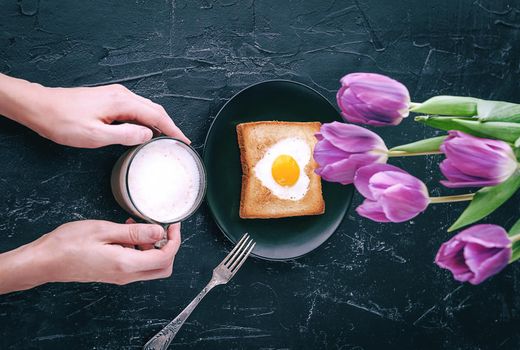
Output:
[{"xmin": 1, "ymin": 0, "xmax": 520, "ymax": 349}]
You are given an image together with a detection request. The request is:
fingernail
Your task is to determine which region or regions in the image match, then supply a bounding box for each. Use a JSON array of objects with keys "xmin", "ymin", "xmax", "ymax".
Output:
[
  {"xmin": 148, "ymin": 225, "xmax": 164, "ymax": 240},
  {"xmin": 141, "ymin": 128, "xmax": 153, "ymax": 142}
]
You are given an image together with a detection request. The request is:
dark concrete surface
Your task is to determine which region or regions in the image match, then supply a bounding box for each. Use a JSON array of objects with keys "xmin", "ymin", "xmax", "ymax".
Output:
[{"xmin": 1, "ymin": 0, "xmax": 520, "ymax": 349}]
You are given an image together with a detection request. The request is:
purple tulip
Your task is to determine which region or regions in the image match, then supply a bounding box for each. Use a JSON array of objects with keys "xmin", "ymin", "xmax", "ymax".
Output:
[
  {"xmin": 336, "ymin": 73, "xmax": 410, "ymax": 126},
  {"xmin": 314, "ymin": 122, "xmax": 388, "ymax": 185},
  {"xmin": 435, "ymin": 224, "xmax": 511, "ymax": 285},
  {"xmin": 353, "ymin": 163, "xmax": 429, "ymax": 222},
  {"xmin": 440, "ymin": 131, "xmax": 518, "ymax": 188}
]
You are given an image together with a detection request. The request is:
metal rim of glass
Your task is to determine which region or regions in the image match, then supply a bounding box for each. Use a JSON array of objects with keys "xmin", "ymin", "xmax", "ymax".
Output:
[{"xmin": 124, "ymin": 136, "xmax": 207, "ymax": 224}]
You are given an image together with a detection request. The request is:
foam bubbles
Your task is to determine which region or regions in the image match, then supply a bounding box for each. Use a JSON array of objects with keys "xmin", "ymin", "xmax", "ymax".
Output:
[{"xmin": 127, "ymin": 139, "xmax": 201, "ymax": 223}]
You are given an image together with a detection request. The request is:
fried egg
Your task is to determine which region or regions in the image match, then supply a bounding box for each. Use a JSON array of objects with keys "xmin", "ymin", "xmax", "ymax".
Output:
[{"xmin": 253, "ymin": 137, "xmax": 311, "ymax": 200}]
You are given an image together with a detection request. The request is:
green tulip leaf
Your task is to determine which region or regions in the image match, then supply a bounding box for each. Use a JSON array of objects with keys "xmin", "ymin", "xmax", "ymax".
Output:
[
  {"xmin": 448, "ymin": 172, "xmax": 520, "ymax": 232},
  {"xmin": 452, "ymin": 119, "xmax": 520, "ymax": 143},
  {"xmin": 511, "ymin": 242, "xmax": 520, "ymax": 263},
  {"xmin": 508, "ymin": 217, "xmax": 520, "ymax": 236},
  {"xmin": 411, "ymin": 96, "xmax": 478, "ymax": 116},
  {"xmin": 515, "ymin": 137, "xmax": 520, "ymax": 149},
  {"xmin": 415, "ymin": 116, "xmax": 520, "ymax": 143},
  {"xmin": 509, "ymin": 218, "xmax": 520, "ymax": 263},
  {"xmin": 415, "ymin": 116, "xmax": 486, "ymax": 137},
  {"xmin": 477, "ymin": 100, "xmax": 520, "ymax": 123},
  {"xmin": 389, "ymin": 136, "xmax": 447, "ymax": 153},
  {"xmin": 414, "ymin": 116, "xmax": 474, "ymax": 133}
]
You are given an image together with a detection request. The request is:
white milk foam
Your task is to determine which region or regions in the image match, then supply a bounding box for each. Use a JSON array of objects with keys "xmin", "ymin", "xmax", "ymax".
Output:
[{"xmin": 127, "ymin": 139, "xmax": 200, "ymax": 223}]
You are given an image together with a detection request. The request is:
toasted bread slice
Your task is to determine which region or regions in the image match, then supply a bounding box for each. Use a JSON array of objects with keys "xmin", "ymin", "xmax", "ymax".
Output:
[{"xmin": 237, "ymin": 121, "xmax": 325, "ymax": 219}]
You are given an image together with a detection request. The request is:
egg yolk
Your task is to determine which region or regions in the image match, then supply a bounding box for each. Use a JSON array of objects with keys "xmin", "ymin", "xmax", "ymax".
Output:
[{"xmin": 271, "ymin": 154, "xmax": 300, "ymax": 186}]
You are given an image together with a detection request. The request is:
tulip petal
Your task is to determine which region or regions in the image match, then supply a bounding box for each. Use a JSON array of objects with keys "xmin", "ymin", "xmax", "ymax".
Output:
[
  {"xmin": 440, "ymin": 179, "xmax": 499, "ymax": 188},
  {"xmin": 355, "ymin": 199, "xmax": 391, "ymax": 222},
  {"xmin": 319, "ymin": 122, "xmax": 388, "ymax": 153},
  {"xmin": 338, "ymin": 73, "xmax": 410, "ymax": 126},
  {"xmin": 464, "ymin": 243, "xmax": 510, "ymax": 285},
  {"xmin": 313, "ymin": 122, "xmax": 390, "ymax": 185},
  {"xmin": 435, "ymin": 224, "xmax": 512, "ymax": 285},
  {"xmin": 368, "ymin": 170, "xmax": 428, "ymax": 200},
  {"xmin": 342, "ymin": 73, "xmax": 410, "ymax": 105},
  {"xmin": 440, "ymin": 130, "xmax": 518, "ymax": 188},
  {"xmin": 457, "ymin": 224, "xmax": 511, "ymax": 247},
  {"xmin": 444, "ymin": 142, "xmax": 513, "ymax": 179},
  {"xmin": 353, "ymin": 163, "xmax": 407, "ymax": 200},
  {"xmin": 316, "ymin": 153, "xmax": 382, "ymax": 185},
  {"xmin": 345, "ymin": 102, "xmax": 404, "ymax": 126},
  {"xmin": 378, "ymin": 184, "xmax": 429, "ymax": 222},
  {"xmin": 346, "ymin": 88, "xmax": 408, "ymax": 123},
  {"xmin": 315, "ymin": 159, "xmax": 354, "ymax": 185},
  {"xmin": 340, "ymin": 90, "xmax": 398, "ymax": 126},
  {"xmin": 314, "ymin": 138, "xmax": 352, "ymax": 164},
  {"xmin": 435, "ymin": 240, "xmax": 473, "ymax": 282},
  {"xmin": 336, "ymin": 85, "xmax": 349, "ymax": 114},
  {"xmin": 440, "ymin": 159, "xmax": 500, "ymax": 188}
]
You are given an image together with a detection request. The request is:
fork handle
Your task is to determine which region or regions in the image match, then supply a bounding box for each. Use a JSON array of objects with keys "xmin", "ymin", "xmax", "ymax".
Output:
[{"xmin": 143, "ymin": 280, "xmax": 218, "ymax": 350}]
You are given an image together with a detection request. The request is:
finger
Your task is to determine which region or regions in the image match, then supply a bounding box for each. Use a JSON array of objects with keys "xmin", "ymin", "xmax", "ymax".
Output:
[
  {"xmin": 126, "ymin": 96, "xmax": 165, "ymax": 138},
  {"xmin": 132, "ymin": 95, "xmax": 191, "ymax": 145},
  {"xmin": 111, "ymin": 96, "xmax": 191, "ymax": 144},
  {"xmin": 124, "ymin": 263, "xmax": 174, "ymax": 283},
  {"xmin": 102, "ymin": 223, "xmax": 164, "ymax": 245},
  {"xmin": 115, "ymin": 243, "xmax": 172, "ymax": 271},
  {"xmin": 114, "ymin": 223, "xmax": 181, "ymax": 272},
  {"xmin": 122, "ymin": 219, "xmax": 141, "ymax": 249},
  {"xmin": 95, "ymin": 123, "xmax": 153, "ymax": 146},
  {"xmin": 134, "ymin": 95, "xmax": 166, "ymax": 114},
  {"xmin": 138, "ymin": 222, "xmax": 179, "ymax": 251},
  {"xmin": 167, "ymin": 223, "xmax": 182, "ymax": 256},
  {"xmin": 125, "ymin": 218, "xmax": 156, "ymax": 250}
]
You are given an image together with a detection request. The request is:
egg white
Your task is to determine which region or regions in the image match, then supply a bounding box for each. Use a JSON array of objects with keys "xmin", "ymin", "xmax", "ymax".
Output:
[{"xmin": 253, "ymin": 138, "xmax": 311, "ymax": 201}]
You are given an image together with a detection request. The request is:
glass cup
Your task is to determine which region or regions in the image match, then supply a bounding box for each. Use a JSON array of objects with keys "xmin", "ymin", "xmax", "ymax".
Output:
[{"xmin": 111, "ymin": 137, "xmax": 207, "ymax": 225}]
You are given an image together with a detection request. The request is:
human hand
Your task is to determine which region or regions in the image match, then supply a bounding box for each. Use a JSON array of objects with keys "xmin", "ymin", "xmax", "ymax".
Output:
[
  {"xmin": 0, "ymin": 74, "xmax": 189, "ymax": 148},
  {"xmin": 0, "ymin": 220, "xmax": 181, "ymax": 294},
  {"xmin": 40, "ymin": 220, "xmax": 181, "ymax": 285}
]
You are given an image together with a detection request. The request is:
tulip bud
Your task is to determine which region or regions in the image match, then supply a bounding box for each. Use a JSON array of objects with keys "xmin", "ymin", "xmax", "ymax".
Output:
[
  {"xmin": 435, "ymin": 224, "xmax": 511, "ymax": 285},
  {"xmin": 353, "ymin": 164, "xmax": 429, "ymax": 222},
  {"xmin": 336, "ymin": 73, "xmax": 410, "ymax": 126},
  {"xmin": 313, "ymin": 122, "xmax": 388, "ymax": 185},
  {"xmin": 440, "ymin": 131, "xmax": 518, "ymax": 188}
]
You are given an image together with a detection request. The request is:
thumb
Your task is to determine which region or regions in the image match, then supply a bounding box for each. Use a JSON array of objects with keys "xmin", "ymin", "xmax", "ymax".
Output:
[
  {"xmin": 100, "ymin": 123, "xmax": 153, "ymax": 146},
  {"xmin": 104, "ymin": 223, "xmax": 165, "ymax": 245}
]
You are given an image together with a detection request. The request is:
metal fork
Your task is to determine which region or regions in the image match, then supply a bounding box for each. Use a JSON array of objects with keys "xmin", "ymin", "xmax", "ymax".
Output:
[{"xmin": 143, "ymin": 233, "xmax": 256, "ymax": 350}]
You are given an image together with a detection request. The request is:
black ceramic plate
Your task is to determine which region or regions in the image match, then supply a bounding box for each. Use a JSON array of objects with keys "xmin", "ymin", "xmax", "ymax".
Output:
[{"xmin": 203, "ymin": 80, "xmax": 353, "ymax": 260}]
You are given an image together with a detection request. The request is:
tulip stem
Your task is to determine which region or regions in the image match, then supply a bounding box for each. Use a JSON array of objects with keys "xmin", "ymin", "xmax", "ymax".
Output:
[
  {"xmin": 510, "ymin": 234, "xmax": 520, "ymax": 243},
  {"xmin": 409, "ymin": 102, "xmax": 422, "ymax": 109},
  {"xmin": 387, "ymin": 150, "xmax": 443, "ymax": 157},
  {"xmin": 429, "ymin": 193, "xmax": 475, "ymax": 204}
]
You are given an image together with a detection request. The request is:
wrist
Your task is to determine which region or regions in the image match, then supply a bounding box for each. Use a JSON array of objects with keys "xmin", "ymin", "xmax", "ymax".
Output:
[
  {"xmin": 0, "ymin": 74, "xmax": 49, "ymax": 132},
  {"xmin": 0, "ymin": 235, "xmax": 54, "ymax": 294}
]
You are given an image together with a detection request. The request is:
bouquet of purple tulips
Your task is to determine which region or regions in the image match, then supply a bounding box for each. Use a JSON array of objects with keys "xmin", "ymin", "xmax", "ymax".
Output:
[{"xmin": 315, "ymin": 73, "xmax": 520, "ymax": 285}]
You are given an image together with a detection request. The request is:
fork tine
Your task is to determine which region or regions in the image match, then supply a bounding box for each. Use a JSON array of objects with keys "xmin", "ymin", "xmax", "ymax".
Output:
[
  {"xmin": 222, "ymin": 233, "xmax": 249, "ymax": 265},
  {"xmin": 228, "ymin": 239, "xmax": 254, "ymax": 271},
  {"xmin": 225, "ymin": 236, "xmax": 252, "ymax": 268},
  {"xmin": 230, "ymin": 242, "xmax": 256, "ymax": 273}
]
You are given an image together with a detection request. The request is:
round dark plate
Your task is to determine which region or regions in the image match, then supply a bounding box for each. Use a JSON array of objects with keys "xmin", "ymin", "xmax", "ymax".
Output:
[{"xmin": 203, "ymin": 80, "xmax": 353, "ymax": 261}]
